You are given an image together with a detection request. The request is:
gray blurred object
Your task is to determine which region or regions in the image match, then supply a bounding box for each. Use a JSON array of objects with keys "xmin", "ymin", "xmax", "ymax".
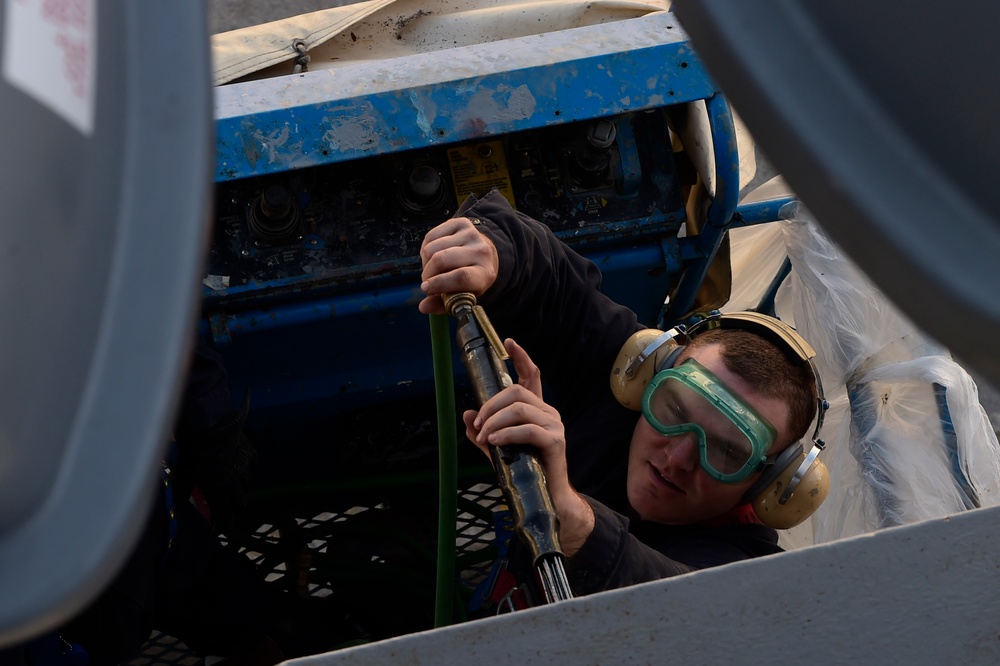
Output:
[
  {"xmin": 208, "ymin": 0, "xmax": 362, "ymax": 33},
  {"xmin": 0, "ymin": 0, "xmax": 212, "ymax": 647},
  {"xmin": 672, "ymin": 1, "xmax": 1000, "ymax": 389}
]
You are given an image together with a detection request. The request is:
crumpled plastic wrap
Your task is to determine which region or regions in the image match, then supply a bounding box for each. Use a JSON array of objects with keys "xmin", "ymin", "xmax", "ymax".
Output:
[{"xmin": 776, "ymin": 204, "xmax": 1000, "ymax": 543}]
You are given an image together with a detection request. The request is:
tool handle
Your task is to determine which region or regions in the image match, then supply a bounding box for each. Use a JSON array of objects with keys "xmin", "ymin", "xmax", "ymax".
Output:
[{"xmin": 445, "ymin": 293, "xmax": 565, "ymax": 565}]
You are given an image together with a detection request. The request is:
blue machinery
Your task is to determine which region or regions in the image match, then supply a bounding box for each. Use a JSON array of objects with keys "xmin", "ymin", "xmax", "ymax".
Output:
[
  {"xmin": 202, "ymin": 14, "xmax": 779, "ymax": 633},
  {"xmin": 201, "ymin": 10, "xmax": 803, "ymax": 635},
  {"xmin": 205, "ymin": 12, "xmax": 780, "ymax": 453},
  {"xmin": 0, "ymin": 3, "xmax": 993, "ymax": 655}
]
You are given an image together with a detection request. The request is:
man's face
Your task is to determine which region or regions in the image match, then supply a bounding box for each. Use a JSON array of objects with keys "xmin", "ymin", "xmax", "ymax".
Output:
[{"xmin": 626, "ymin": 342, "xmax": 792, "ymax": 524}]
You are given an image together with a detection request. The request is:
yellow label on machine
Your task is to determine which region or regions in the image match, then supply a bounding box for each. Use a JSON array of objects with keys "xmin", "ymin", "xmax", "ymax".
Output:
[{"xmin": 448, "ymin": 140, "xmax": 517, "ymax": 209}]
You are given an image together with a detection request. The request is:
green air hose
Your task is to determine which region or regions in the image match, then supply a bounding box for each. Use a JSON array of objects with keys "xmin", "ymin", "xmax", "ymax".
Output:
[{"xmin": 429, "ymin": 313, "xmax": 458, "ymax": 627}]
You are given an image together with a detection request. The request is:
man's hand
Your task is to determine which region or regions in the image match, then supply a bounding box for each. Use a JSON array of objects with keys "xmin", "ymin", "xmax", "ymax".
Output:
[
  {"xmin": 418, "ymin": 217, "xmax": 499, "ymax": 315},
  {"xmin": 463, "ymin": 338, "xmax": 595, "ymax": 557}
]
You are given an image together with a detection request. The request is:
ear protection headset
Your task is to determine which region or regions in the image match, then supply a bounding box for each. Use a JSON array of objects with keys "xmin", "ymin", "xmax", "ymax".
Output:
[{"xmin": 610, "ymin": 311, "xmax": 829, "ymax": 529}]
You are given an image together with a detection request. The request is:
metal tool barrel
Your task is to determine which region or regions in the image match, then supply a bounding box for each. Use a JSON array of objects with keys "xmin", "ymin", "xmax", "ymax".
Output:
[{"xmin": 444, "ymin": 293, "xmax": 573, "ymax": 604}]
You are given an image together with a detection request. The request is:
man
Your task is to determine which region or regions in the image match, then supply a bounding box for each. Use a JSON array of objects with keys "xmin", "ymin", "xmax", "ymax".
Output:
[{"xmin": 418, "ymin": 190, "xmax": 823, "ymax": 597}]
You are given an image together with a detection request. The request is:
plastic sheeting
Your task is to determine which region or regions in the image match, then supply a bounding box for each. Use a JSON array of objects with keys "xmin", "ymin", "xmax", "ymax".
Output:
[
  {"xmin": 726, "ymin": 186, "xmax": 1000, "ymax": 544},
  {"xmin": 724, "ymin": 177, "xmax": 792, "ymax": 313},
  {"xmin": 212, "ymin": 0, "xmax": 672, "ymax": 85},
  {"xmin": 747, "ymin": 205, "xmax": 1000, "ymax": 543}
]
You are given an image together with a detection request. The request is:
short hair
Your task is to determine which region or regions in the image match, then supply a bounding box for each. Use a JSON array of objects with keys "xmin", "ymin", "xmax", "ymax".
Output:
[{"xmin": 681, "ymin": 327, "xmax": 818, "ymax": 447}]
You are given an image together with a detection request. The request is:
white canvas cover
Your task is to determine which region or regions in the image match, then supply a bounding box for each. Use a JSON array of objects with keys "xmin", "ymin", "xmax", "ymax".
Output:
[{"xmin": 212, "ymin": 0, "xmax": 673, "ymax": 85}]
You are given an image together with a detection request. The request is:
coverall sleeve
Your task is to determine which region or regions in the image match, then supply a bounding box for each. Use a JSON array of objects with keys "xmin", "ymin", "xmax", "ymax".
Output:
[
  {"xmin": 450, "ymin": 192, "xmax": 778, "ymax": 595},
  {"xmin": 456, "ymin": 191, "xmax": 643, "ymax": 416},
  {"xmin": 563, "ymin": 497, "xmax": 697, "ymax": 594}
]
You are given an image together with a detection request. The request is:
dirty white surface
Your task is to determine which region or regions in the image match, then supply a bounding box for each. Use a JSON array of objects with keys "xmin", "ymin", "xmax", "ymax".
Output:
[{"xmin": 287, "ymin": 504, "xmax": 1000, "ymax": 665}]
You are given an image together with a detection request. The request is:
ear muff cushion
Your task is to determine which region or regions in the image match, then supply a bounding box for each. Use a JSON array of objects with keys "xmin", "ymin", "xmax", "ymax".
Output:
[
  {"xmin": 741, "ymin": 443, "xmax": 803, "ymax": 505},
  {"xmin": 610, "ymin": 329, "xmax": 683, "ymax": 410},
  {"xmin": 751, "ymin": 452, "xmax": 830, "ymax": 529}
]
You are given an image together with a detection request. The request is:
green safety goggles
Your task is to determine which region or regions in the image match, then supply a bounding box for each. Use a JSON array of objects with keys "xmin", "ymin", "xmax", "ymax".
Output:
[{"xmin": 640, "ymin": 359, "xmax": 777, "ymax": 484}]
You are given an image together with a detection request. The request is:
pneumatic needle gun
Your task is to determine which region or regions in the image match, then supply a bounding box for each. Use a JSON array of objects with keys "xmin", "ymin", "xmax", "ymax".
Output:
[{"xmin": 443, "ymin": 292, "xmax": 573, "ymax": 604}]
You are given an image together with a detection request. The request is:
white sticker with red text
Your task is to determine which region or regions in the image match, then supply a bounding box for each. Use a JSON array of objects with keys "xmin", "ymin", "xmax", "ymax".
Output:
[{"xmin": 2, "ymin": 0, "xmax": 96, "ymax": 135}]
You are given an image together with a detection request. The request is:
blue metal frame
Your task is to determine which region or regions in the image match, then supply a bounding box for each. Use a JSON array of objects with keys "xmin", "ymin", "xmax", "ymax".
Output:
[
  {"xmin": 214, "ymin": 12, "xmax": 717, "ymax": 181},
  {"xmin": 204, "ymin": 243, "xmax": 679, "ymax": 347},
  {"xmin": 730, "ymin": 196, "xmax": 797, "ymax": 228},
  {"xmin": 206, "ymin": 11, "xmax": 795, "ymax": 434},
  {"xmin": 661, "ymin": 92, "xmax": 740, "ymax": 326}
]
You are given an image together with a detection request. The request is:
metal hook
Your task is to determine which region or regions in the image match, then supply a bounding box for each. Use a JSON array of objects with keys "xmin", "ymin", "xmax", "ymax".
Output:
[{"xmin": 292, "ymin": 40, "xmax": 310, "ymax": 74}]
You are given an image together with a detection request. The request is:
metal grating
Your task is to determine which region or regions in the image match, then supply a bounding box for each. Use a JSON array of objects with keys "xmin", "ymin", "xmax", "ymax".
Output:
[
  {"xmin": 456, "ymin": 483, "xmax": 506, "ymax": 588},
  {"xmin": 127, "ymin": 479, "xmax": 505, "ymax": 664},
  {"xmin": 126, "ymin": 632, "xmax": 201, "ymax": 666}
]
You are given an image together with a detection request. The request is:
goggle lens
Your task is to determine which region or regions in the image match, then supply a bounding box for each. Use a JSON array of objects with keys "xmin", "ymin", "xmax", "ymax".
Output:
[{"xmin": 641, "ymin": 361, "xmax": 776, "ymax": 483}]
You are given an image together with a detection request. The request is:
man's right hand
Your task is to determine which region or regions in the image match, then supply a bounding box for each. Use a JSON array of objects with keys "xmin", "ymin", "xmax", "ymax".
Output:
[{"xmin": 418, "ymin": 217, "xmax": 499, "ymax": 315}]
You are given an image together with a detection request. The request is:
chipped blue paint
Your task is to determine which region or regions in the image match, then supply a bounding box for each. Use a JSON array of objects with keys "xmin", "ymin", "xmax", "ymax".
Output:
[
  {"xmin": 321, "ymin": 105, "xmax": 381, "ymax": 153},
  {"xmin": 663, "ymin": 93, "xmax": 739, "ymax": 325},
  {"xmin": 204, "ymin": 12, "xmax": 755, "ymax": 434},
  {"xmin": 410, "ymin": 90, "xmax": 435, "ymax": 135},
  {"xmin": 214, "ymin": 11, "xmax": 718, "ymax": 182},
  {"xmin": 457, "ymin": 84, "xmax": 536, "ymax": 126}
]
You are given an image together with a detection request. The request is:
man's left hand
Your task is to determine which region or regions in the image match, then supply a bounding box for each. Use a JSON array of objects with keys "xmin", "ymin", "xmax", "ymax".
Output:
[{"xmin": 463, "ymin": 338, "xmax": 595, "ymax": 557}]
